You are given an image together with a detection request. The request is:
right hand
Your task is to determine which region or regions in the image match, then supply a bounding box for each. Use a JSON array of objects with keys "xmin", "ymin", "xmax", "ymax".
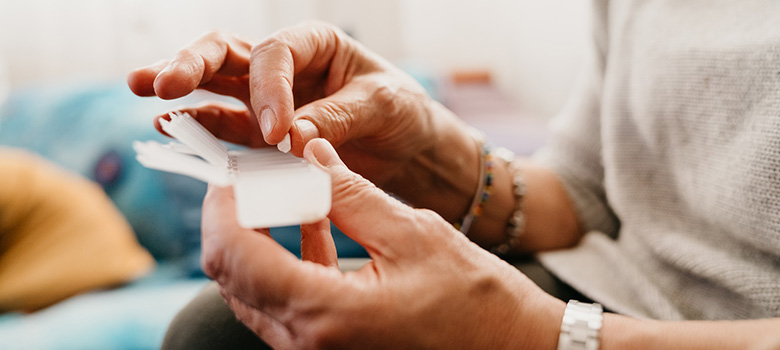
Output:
[
  {"xmin": 128, "ymin": 22, "xmax": 471, "ymax": 190},
  {"xmin": 200, "ymin": 139, "xmax": 564, "ymax": 350}
]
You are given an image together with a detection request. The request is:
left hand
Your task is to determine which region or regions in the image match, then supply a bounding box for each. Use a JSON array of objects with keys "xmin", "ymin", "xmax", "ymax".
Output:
[
  {"xmin": 127, "ymin": 26, "xmax": 476, "ymax": 206},
  {"xmin": 201, "ymin": 138, "xmax": 564, "ymax": 350}
]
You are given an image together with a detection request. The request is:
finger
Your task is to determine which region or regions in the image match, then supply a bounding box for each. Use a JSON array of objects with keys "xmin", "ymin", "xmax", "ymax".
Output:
[
  {"xmin": 220, "ymin": 287, "xmax": 296, "ymax": 350},
  {"xmin": 153, "ymin": 31, "xmax": 252, "ymax": 100},
  {"xmin": 154, "ymin": 102, "xmax": 267, "ymax": 148},
  {"xmin": 287, "ymin": 74, "xmax": 417, "ymax": 158},
  {"xmin": 300, "ymin": 218, "xmax": 338, "ymax": 268},
  {"xmin": 127, "ymin": 60, "xmax": 169, "ymax": 96},
  {"xmin": 201, "ymin": 185, "xmax": 335, "ymax": 309},
  {"xmin": 303, "ymin": 138, "xmax": 419, "ymax": 257},
  {"xmin": 286, "ymin": 83, "xmax": 371, "ymax": 156},
  {"xmin": 199, "ymin": 75, "xmax": 251, "ymax": 107},
  {"xmin": 249, "ymin": 23, "xmax": 352, "ymax": 144}
]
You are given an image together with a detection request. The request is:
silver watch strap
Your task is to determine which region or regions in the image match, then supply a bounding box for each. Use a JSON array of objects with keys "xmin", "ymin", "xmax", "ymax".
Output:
[{"xmin": 558, "ymin": 300, "xmax": 603, "ymax": 350}]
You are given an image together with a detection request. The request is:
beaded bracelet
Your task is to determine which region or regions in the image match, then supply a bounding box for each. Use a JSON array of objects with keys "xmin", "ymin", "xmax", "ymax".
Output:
[
  {"xmin": 489, "ymin": 148, "xmax": 526, "ymax": 255},
  {"xmin": 455, "ymin": 143, "xmax": 492, "ymax": 235}
]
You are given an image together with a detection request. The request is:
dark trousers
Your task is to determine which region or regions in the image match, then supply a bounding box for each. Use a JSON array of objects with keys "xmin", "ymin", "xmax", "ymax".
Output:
[{"xmin": 161, "ymin": 257, "xmax": 591, "ymax": 350}]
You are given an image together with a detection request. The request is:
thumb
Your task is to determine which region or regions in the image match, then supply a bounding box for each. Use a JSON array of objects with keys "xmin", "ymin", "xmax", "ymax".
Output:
[
  {"xmin": 288, "ymin": 85, "xmax": 368, "ymax": 156},
  {"xmin": 303, "ymin": 138, "xmax": 414, "ymax": 257}
]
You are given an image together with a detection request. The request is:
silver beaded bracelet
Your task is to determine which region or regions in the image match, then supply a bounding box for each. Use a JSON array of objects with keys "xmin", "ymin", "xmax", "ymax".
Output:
[{"xmin": 489, "ymin": 147, "xmax": 526, "ymax": 255}]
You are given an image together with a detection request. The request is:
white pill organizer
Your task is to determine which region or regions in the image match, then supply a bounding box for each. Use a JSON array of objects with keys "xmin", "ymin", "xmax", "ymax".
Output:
[{"xmin": 133, "ymin": 112, "xmax": 331, "ymax": 228}]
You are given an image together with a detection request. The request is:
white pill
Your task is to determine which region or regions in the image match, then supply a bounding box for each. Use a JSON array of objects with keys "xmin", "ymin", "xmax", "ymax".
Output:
[{"xmin": 277, "ymin": 133, "xmax": 292, "ymax": 153}]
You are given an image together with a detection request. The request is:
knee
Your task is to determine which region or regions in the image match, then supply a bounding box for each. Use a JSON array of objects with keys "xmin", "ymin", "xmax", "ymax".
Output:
[{"xmin": 161, "ymin": 282, "xmax": 270, "ymax": 350}]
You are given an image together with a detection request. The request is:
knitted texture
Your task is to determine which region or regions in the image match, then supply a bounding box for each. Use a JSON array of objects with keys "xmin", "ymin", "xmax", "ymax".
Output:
[{"xmin": 535, "ymin": 0, "xmax": 780, "ymax": 320}]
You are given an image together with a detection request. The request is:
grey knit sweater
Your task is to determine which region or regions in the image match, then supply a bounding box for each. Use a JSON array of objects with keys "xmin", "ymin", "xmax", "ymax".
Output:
[{"xmin": 535, "ymin": 0, "xmax": 780, "ymax": 320}]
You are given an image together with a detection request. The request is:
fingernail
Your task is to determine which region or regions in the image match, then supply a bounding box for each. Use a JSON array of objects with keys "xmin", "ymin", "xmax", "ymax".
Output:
[
  {"xmin": 294, "ymin": 119, "xmax": 320, "ymax": 142},
  {"xmin": 260, "ymin": 108, "xmax": 276, "ymax": 140},
  {"xmin": 311, "ymin": 139, "xmax": 344, "ymax": 168},
  {"xmin": 277, "ymin": 133, "xmax": 291, "ymax": 153}
]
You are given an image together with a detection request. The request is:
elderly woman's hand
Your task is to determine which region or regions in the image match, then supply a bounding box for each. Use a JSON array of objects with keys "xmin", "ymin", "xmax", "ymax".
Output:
[
  {"xmin": 201, "ymin": 138, "xmax": 564, "ymax": 350},
  {"xmin": 128, "ymin": 23, "xmax": 481, "ymax": 223}
]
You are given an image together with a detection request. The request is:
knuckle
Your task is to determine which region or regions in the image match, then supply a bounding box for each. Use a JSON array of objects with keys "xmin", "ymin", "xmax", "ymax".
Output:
[
  {"xmin": 203, "ymin": 30, "xmax": 227, "ymax": 42},
  {"xmin": 414, "ymin": 207, "xmax": 441, "ymax": 223},
  {"xmin": 415, "ymin": 208, "xmax": 449, "ymax": 230},
  {"xmin": 176, "ymin": 47, "xmax": 196, "ymax": 60},
  {"xmin": 312, "ymin": 101, "xmax": 352, "ymax": 141},
  {"xmin": 412, "ymin": 207, "xmax": 459, "ymax": 247},
  {"xmin": 331, "ymin": 169, "xmax": 373, "ymax": 203},
  {"xmin": 369, "ymin": 83, "xmax": 407, "ymax": 120},
  {"xmin": 401, "ymin": 208, "xmax": 431, "ymax": 235},
  {"xmin": 200, "ymin": 253, "xmax": 221, "ymax": 280},
  {"xmin": 371, "ymin": 84, "xmax": 397, "ymax": 109},
  {"xmin": 175, "ymin": 49, "xmax": 207, "ymax": 73},
  {"xmin": 252, "ymin": 35, "xmax": 287, "ymax": 57},
  {"xmin": 370, "ymin": 81, "xmax": 427, "ymax": 118},
  {"xmin": 252, "ymin": 22, "xmax": 344, "ymax": 59},
  {"xmin": 200, "ymin": 240, "xmax": 228, "ymax": 281}
]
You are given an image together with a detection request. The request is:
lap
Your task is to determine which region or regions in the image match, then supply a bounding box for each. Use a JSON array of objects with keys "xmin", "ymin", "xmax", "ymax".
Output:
[{"xmin": 161, "ymin": 282, "xmax": 271, "ymax": 350}]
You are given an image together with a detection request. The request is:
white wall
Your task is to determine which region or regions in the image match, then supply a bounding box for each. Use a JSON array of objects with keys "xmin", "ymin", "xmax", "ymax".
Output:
[
  {"xmin": 0, "ymin": 55, "xmax": 7, "ymax": 105},
  {"xmin": 399, "ymin": 0, "xmax": 589, "ymax": 117},
  {"xmin": 0, "ymin": 0, "xmax": 272, "ymax": 85},
  {"xmin": 271, "ymin": 0, "xmax": 590, "ymax": 117},
  {"xmin": 0, "ymin": 0, "xmax": 588, "ymax": 118}
]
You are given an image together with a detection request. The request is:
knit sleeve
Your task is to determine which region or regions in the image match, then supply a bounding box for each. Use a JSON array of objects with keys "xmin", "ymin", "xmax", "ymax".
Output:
[{"xmin": 533, "ymin": 0, "xmax": 619, "ymax": 237}]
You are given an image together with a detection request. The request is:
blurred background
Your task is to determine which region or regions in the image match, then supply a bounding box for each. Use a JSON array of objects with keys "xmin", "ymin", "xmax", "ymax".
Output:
[
  {"xmin": 0, "ymin": 0, "xmax": 587, "ymax": 349},
  {"xmin": 0, "ymin": 0, "xmax": 588, "ymax": 117}
]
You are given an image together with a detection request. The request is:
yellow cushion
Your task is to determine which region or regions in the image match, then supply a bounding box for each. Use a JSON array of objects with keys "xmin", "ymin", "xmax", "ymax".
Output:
[{"xmin": 0, "ymin": 148, "xmax": 154, "ymax": 312}]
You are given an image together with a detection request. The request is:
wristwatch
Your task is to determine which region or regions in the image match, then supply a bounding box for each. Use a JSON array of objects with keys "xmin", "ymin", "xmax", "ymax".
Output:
[{"xmin": 558, "ymin": 300, "xmax": 603, "ymax": 350}]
